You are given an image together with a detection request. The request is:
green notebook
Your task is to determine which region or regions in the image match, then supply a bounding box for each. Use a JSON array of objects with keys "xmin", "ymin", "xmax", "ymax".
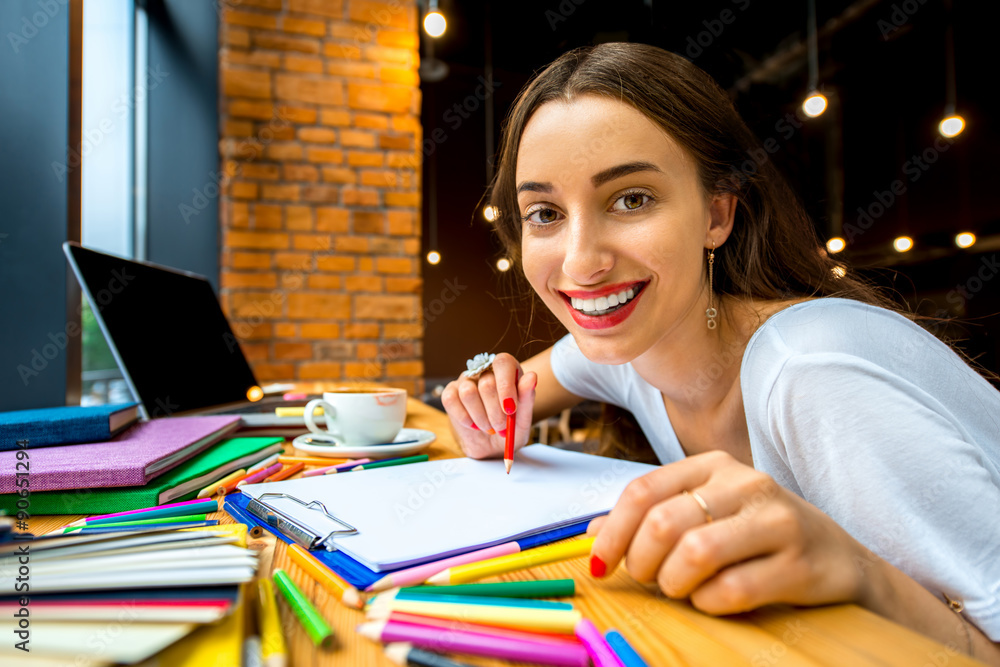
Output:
[{"xmin": 0, "ymin": 437, "xmax": 283, "ymax": 515}]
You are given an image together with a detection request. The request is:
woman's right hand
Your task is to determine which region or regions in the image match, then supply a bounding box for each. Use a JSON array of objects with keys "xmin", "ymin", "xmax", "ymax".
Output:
[{"xmin": 440, "ymin": 352, "xmax": 538, "ymax": 459}]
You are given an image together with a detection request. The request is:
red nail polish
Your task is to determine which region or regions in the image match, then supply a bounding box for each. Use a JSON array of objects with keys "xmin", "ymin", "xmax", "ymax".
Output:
[
  {"xmin": 503, "ymin": 398, "xmax": 516, "ymax": 415},
  {"xmin": 468, "ymin": 423, "xmax": 480, "ymax": 431},
  {"xmin": 497, "ymin": 429, "xmax": 507, "ymax": 437},
  {"xmin": 590, "ymin": 555, "xmax": 606, "ymax": 578}
]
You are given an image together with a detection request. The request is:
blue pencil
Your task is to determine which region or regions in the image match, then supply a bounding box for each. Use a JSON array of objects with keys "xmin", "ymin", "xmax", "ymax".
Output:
[{"xmin": 605, "ymin": 629, "xmax": 649, "ymax": 667}]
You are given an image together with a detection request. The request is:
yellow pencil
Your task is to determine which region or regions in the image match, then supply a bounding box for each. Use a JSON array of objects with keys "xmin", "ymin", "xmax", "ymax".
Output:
[
  {"xmin": 274, "ymin": 406, "xmax": 323, "ymax": 417},
  {"xmin": 366, "ymin": 599, "xmax": 582, "ymax": 634},
  {"xmin": 278, "ymin": 455, "xmax": 350, "ymax": 467},
  {"xmin": 287, "ymin": 543, "xmax": 364, "ymax": 609},
  {"xmin": 196, "ymin": 469, "xmax": 246, "ymax": 499},
  {"xmin": 257, "ymin": 578, "xmax": 288, "ymax": 667},
  {"xmin": 426, "ymin": 537, "xmax": 595, "ymax": 585}
]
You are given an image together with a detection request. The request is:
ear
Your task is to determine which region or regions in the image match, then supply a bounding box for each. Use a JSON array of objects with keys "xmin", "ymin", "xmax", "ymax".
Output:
[{"xmin": 706, "ymin": 192, "xmax": 737, "ymax": 248}]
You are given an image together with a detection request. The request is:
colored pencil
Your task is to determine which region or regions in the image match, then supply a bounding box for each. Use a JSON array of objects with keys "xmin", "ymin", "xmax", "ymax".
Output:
[
  {"xmin": 384, "ymin": 611, "xmax": 584, "ymax": 646},
  {"xmin": 237, "ymin": 462, "xmax": 284, "ymax": 487},
  {"xmin": 217, "ymin": 471, "xmax": 255, "ymax": 496},
  {"xmin": 370, "ymin": 589, "xmax": 574, "ymax": 611},
  {"xmin": 575, "ymin": 618, "xmax": 625, "ymax": 667},
  {"xmin": 74, "ymin": 520, "xmax": 218, "ymax": 535},
  {"xmin": 351, "ymin": 454, "xmax": 428, "ymax": 471},
  {"xmin": 275, "ymin": 406, "xmax": 322, "ymax": 417},
  {"xmin": 427, "ymin": 538, "xmax": 595, "ymax": 585},
  {"xmin": 400, "ymin": 579, "xmax": 575, "ymax": 599},
  {"xmin": 257, "ymin": 578, "xmax": 288, "ymax": 667},
  {"xmin": 384, "ymin": 643, "xmax": 476, "ymax": 667},
  {"xmin": 59, "ymin": 514, "xmax": 208, "ymax": 533},
  {"xmin": 366, "ymin": 599, "xmax": 582, "ymax": 634},
  {"xmin": 504, "ymin": 411, "xmax": 515, "ymax": 474},
  {"xmin": 62, "ymin": 498, "xmax": 219, "ymax": 529},
  {"xmin": 357, "ymin": 620, "xmax": 590, "ymax": 667},
  {"xmin": 272, "ymin": 569, "xmax": 334, "ymax": 647},
  {"xmin": 264, "ymin": 462, "xmax": 305, "ymax": 483},
  {"xmin": 303, "ymin": 458, "xmax": 370, "ymax": 477},
  {"xmin": 247, "ymin": 452, "xmax": 281, "ymax": 473},
  {"xmin": 243, "ymin": 635, "xmax": 263, "ymax": 667},
  {"xmin": 278, "ymin": 455, "xmax": 349, "ymax": 466},
  {"xmin": 197, "ymin": 469, "xmax": 246, "ymax": 499},
  {"xmin": 366, "ymin": 542, "xmax": 522, "ymax": 592},
  {"xmin": 605, "ymin": 630, "xmax": 650, "ymax": 667},
  {"xmin": 287, "ymin": 543, "xmax": 364, "ymax": 609}
]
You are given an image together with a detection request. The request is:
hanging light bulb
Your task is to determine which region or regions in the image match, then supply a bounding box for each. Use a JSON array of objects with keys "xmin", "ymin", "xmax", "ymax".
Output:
[
  {"xmin": 802, "ymin": 92, "xmax": 827, "ymax": 118},
  {"xmin": 893, "ymin": 236, "xmax": 913, "ymax": 253},
  {"xmin": 826, "ymin": 237, "xmax": 846, "ymax": 254},
  {"xmin": 955, "ymin": 232, "xmax": 976, "ymax": 248},
  {"xmin": 938, "ymin": 1, "xmax": 964, "ymax": 138},
  {"xmin": 939, "ymin": 115, "xmax": 965, "ymax": 138},
  {"xmin": 496, "ymin": 258, "xmax": 511, "ymax": 272},
  {"xmin": 483, "ymin": 205, "xmax": 498, "ymax": 222},
  {"xmin": 802, "ymin": 0, "xmax": 826, "ymax": 118},
  {"xmin": 426, "ymin": 250, "xmax": 441, "ymax": 265},
  {"xmin": 423, "ymin": 0, "xmax": 446, "ymax": 38}
]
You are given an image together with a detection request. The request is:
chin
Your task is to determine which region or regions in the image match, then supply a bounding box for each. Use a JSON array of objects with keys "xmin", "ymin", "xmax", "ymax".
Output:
[{"xmin": 569, "ymin": 334, "xmax": 642, "ymax": 367}]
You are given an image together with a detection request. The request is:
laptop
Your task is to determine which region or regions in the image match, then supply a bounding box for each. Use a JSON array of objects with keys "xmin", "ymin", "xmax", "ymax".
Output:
[{"xmin": 63, "ymin": 242, "xmax": 320, "ymax": 432}]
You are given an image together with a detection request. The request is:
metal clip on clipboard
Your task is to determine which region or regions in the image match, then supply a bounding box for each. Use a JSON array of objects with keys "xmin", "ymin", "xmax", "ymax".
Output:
[{"xmin": 246, "ymin": 492, "xmax": 358, "ymax": 551}]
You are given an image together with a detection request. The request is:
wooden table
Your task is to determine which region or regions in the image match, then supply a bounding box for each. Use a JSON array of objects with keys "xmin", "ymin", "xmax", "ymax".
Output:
[{"xmin": 28, "ymin": 393, "xmax": 984, "ymax": 666}]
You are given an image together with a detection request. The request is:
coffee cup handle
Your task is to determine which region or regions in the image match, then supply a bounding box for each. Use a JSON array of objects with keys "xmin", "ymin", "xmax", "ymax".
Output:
[{"xmin": 304, "ymin": 399, "xmax": 342, "ymax": 440}]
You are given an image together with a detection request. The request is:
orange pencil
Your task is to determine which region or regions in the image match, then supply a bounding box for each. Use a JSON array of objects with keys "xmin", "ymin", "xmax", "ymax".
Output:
[
  {"xmin": 287, "ymin": 543, "xmax": 364, "ymax": 609},
  {"xmin": 264, "ymin": 462, "xmax": 305, "ymax": 483},
  {"xmin": 279, "ymin": 455, "xmax": 350, "ymax": 466},
  {"xmin": 215, "ymin": 469, "xmax": 255, "ymax": 496}
]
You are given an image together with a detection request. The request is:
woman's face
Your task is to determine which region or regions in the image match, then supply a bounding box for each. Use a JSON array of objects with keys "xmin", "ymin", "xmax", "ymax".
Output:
[{"xmin": 516, "ymin": 95, "xmax": 723, "ymax": 365}]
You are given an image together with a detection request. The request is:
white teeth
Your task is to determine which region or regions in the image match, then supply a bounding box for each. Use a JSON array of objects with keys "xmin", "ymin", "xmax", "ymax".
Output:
[{"xmin": 569, "ymin": 285, "xmax": 642, "ymax": 315}]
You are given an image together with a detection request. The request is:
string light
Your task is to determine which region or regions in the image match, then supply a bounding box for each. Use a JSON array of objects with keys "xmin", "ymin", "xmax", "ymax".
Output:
[
  {"xmin": 802, "ymin": 92, "xmax": 827, "ymax": 118},
  {"xmin": 893, "ymin": 236, "xmax": 913, "ymax": 253},
  {"xmin": 826, "ymin": 237, "xmax": 846, "ymax": 254},
  {"xmin": 423, "ymin": 0, "xmax": 446, "ymax": 38},
  {"xmin": 426, "ymin": 250, "xmax": 441, "ymax": 265},
  {"xmin": 801, "ymin": 0, "xmax": 826, "ymax": 118},
  {"xmin": 496, "ymin": 258, "xmax": 511, "ymax": 272},
  {"xmin": 955, "ymin": 232, "xmax": 976, "ymax": 248},
  {"xmin": 939, "ymin": 115, "xmax": 965, "ymax": 138},
  {"xmin": 246, "ymin": 386, "xmax": 264, "ymax": 402},
  {"xmin": 483, "ymin": 205, "xmax": 498, "ymax": 222}
]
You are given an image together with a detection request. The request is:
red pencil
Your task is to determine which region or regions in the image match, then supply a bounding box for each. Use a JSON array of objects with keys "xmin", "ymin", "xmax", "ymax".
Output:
[{"xmin": 504, "ymin": 410, "xmax": 515, "ymax": 474}]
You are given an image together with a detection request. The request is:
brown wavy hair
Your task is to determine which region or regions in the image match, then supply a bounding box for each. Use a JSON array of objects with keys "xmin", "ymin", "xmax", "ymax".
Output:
[{"xmin": 488, "ymin": 42, "xmax": 904, "ymax": 461}]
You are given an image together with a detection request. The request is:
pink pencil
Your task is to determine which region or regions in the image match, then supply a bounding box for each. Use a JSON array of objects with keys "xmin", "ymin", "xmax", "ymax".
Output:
[
  {"xmin": 358, "ymin": 620, "xmax": 590, "ymax": 667},
  {"xmin": 302, "ymin": 458, "xmax": 371, "ymax": 477},
  {"xmin": 236, "ymin": 462, "xmax": 283, "ymax": 487},
  {"xmin": 365, "ymin": 542, "xmax": 521, "ymax": 592},
  {"xmin": 64, "ymin": 498, "xmax": 218, "ymax": 528},
  {"xmin": 574, "ymin": 618, "xmax": 625, "ymax": 667}
]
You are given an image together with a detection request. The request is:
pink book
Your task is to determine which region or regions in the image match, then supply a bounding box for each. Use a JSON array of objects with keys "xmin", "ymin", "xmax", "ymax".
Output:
[{"xmin": 0, "ymin": 416, "xmax": 241, "ymax": 493}]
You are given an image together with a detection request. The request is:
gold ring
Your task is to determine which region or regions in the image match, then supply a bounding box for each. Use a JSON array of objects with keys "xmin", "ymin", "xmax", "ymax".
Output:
[{"xmin": 683, "ymin": 489, "xmax": 714, "ymax": 524}]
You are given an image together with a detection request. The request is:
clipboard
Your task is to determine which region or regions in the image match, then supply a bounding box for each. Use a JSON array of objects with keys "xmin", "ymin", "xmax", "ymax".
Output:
[{"xmin": 245, "ymin": 492, "xmax": 357, "ymax": 552}]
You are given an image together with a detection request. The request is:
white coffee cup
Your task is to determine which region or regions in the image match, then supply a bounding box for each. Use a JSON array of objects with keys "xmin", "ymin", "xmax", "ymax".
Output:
[{"xmin": 303, "ymin": 387, "xmax": 407, "ymax": 446}]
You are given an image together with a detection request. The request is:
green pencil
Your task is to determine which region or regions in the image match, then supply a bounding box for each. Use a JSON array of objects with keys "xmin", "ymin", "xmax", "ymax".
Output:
[
  {"xmin": 60, "ymin": 513, "xmax": 209, "ymax": 533},
  {"xmin": 350, "ymin": 454, "xmax": 429, "ymax": 471},
  {"xmin": 400, "ymin": 579, "xmax": 576, "ymax": 599},
  {"xmin": 272, "ymin": 569, "xmax": 334, "ymax": 647}
]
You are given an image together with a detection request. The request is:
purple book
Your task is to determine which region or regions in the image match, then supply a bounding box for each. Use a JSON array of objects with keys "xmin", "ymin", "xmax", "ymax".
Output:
[{"xmin": 0, "ymin": 416, "xmax": 242, "ymax": 493}]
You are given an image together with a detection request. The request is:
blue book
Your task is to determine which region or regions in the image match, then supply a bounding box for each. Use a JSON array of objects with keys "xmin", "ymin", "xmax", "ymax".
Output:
[{"xmin": 0, "ymin": 403, "xmax": 140, "ymax": 451}]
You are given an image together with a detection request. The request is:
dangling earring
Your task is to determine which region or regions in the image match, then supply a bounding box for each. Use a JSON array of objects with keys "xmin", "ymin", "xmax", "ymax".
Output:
[{"xmin": 706, "ymin": 241, "xmax": 717, "ymax": 330}]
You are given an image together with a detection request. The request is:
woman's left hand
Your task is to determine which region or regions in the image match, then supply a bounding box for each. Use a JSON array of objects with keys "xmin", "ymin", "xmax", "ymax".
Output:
[{"xmin": 588, "ymin": 450, "xmax": 873, "ymax": 615}]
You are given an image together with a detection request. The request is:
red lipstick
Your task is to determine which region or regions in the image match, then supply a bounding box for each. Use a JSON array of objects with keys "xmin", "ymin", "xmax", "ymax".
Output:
[{"xmin": 561, "ymin": 282, "xmax": 648, "ymax": 330}]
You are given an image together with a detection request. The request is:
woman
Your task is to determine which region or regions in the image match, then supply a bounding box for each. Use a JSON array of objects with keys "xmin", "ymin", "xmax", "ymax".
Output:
[{"xmin": 440, "ymin": 43, "xmax": 1000, "ymax": 661}]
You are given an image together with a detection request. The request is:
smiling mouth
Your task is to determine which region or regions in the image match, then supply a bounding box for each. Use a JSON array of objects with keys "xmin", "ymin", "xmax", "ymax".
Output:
[{"xmin": 561, "ymin": 281, "xmax": 648, "ymax": 317}]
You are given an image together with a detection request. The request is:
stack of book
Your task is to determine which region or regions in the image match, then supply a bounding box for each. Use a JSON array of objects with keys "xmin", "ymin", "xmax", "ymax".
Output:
[
  {"xmin": 0, "ymin": 523, "xmax": 257, "ymax": 665},
  {"xmin": 0, "ymin": 403, "xmax": 286, "ymax": 515}
]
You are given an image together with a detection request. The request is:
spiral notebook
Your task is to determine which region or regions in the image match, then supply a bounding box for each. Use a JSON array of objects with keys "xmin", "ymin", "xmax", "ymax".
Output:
[{"xmin": 239, "ymin": 444, "xmax": 658, "ymax": 572}]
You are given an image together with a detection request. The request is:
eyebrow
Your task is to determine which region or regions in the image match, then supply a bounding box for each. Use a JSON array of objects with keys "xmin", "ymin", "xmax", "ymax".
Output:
[{"xmin": 516, "ymin": 161, "xmax": 663, "ymax": 195}]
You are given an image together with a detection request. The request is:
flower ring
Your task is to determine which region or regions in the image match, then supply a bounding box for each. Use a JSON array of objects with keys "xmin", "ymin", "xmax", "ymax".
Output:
[{"xmin": 462, "ymin": 352, "xmax": 496, "ymax": 380}]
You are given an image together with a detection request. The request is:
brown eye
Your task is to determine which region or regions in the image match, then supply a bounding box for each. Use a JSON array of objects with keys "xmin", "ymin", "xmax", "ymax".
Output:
[
  {"xmin": 623, "ymin": 194, "xmax": 643, "ymax": 209},
  {"xmin": 538, "ymin": 208, "xmax": 557, "ymax": 222}
]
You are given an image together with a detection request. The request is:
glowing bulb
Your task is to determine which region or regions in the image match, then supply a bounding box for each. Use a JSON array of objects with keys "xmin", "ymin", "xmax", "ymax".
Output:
[
  {"xmin": 246, "ymin": 385, "xmax": 264, "ymax": 402},
  {"xmin": 802, "ymin": 92, "xmax": 827, "ymax": 118},
  {"xmin": 893, "ymin": 236, "xmax": 913, "ymax": 253},
  {"xmin": 423, "ymin": 11, "xmax": 446, "ymax": 37},
  {"xmin": 826, "ymin": 237, "xmax": 846, "ymax": 254},
  {"xmin": 496, "ymin": 258, "xmax": 511, "ymax": 272},
  {"xmin": 939, "ymin": 115, "xmax": 965, "ymax": 138},
  {"xmin": 955, "ymin": 232, "xmax": 976, "ymax": 248},
  {"xmin": 426, "ymin": 250, "xmax": 441, "ymax": 265},
  {"xmin": 483, "ymin": 205, "xmax": 498, "ymax": 222},
  {"xmin": 831, "ymin": 265, "xmax": 847, "ymax": 279}
]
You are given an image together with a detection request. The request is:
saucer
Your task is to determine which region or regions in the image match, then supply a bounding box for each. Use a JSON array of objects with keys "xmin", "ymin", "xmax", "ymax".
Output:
[{"xmin": 290, "ymin": 428, "xmax": 436, "ymax": 459}]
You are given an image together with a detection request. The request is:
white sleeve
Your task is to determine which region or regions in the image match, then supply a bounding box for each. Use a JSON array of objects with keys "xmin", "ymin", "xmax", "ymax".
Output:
[
  {"xmin": 762, "ymin": 352, "xmax": 1000, "ymax": 640},
  {"xmin": 549, "ymin": 334, "xmax": 633, "ymax": 409}
]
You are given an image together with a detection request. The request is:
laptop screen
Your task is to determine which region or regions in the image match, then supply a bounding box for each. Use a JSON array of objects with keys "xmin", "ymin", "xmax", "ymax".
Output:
[{"xmin": 64, "ymin": 243, "xmax": 259, "ymax": 417}]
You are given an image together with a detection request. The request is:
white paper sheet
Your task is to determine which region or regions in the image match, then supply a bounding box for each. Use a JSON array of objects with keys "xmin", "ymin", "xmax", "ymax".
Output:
[{"xmin": 240, "ymin": 444, "xmax": 658, "ymax": 570}]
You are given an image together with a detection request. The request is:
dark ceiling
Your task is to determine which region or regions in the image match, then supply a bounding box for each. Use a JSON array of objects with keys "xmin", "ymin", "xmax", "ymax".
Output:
[{"xmin": 417, "ymin": 0, "xmax": 1000, "ymax": 382}]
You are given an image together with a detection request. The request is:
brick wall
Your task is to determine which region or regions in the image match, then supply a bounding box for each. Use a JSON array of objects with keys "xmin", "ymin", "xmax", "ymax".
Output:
[{"xmin": 218, "ymin": 0, "xmax": 424, "ymax": 396}]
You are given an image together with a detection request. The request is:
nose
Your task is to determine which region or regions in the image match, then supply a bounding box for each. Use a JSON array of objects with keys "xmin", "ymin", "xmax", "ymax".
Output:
[{"xmin": 561, "ymin": 216, "xmax": 614, "ymax": 285}]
